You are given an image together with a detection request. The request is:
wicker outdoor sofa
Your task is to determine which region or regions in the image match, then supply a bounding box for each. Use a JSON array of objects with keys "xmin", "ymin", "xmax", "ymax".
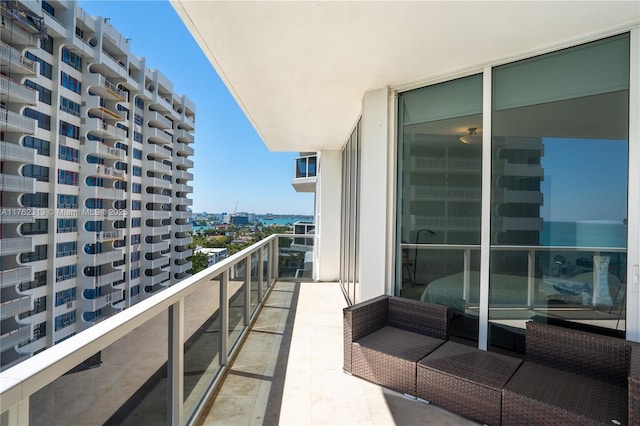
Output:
[
  {"xmin": 502, "ymin": 321, "xmax": 640, "ymax": 426},
  {"xmin": 344, "ymin": 296, "xmax": 640, "ymax": 426},
  {"xmin": 343, "ymin": 295, "xmax": 449, "ymax": 395}
]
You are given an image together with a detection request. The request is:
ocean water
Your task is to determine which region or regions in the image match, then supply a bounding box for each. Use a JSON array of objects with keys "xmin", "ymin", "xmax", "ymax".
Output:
[
  {"xmin": 192, "ymin": 217, "xmax": 311, "ymax": 232},
  {"xmin": 540, "ymin": 221, "xmax": 627, "ymax": 248}
]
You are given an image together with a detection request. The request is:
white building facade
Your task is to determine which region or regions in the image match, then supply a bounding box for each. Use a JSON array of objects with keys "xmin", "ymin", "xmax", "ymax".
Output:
[
  {"xmin": 174, "ymin": 1, "xmax": 639, "ymax": 351},
  {"xmin": 1, "ymin": 0, "xmax": 194, "ymax": 370}
]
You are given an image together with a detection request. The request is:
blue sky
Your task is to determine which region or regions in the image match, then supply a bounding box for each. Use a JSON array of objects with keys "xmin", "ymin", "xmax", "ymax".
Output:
[{"xmin": 78, "ymin": 0, "xmax": 314, "ymax": 215}]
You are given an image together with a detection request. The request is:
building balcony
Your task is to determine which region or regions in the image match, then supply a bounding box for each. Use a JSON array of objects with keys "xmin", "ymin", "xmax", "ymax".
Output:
[
  {"xmin": 0, "ymin": 237, "xmax": 34, "ymax": 256},
  {"xmin": 174, "ymin": 129, "xmax": 194, "ymax": 144},
  {"xmin": 142, "ymin": 174, "xmax": 171, "ymax": 190},
  {"xmin": 0, "ymin": 208, "xmax": 36, "ymax": 224},
  {"xmin": 0, "ymin": 108, "xmax": 36, "ymax": 133},
  {"xmin": 174, "ymin": 142, "xmax": 194, "ymax": 156},
  {"xmin": 0, "ymin": 296, "xmax": 31, "ymax": 321},
  {"xmin": 143, "ymin": 142, "xmax": 171, "ymax": 160},
  {"xmin": 0, "ymin": 236, "xmax": 450, "ymax": 426},
  {"xmin": 174, "ymin": 156, "xmax": 193, "ymax": 169},
  {"xmin": 0, "ymin": 15, "xmax": 39, "ymax": 47},
  {"xmin": 146, "ymin": 127, "xmax": 172, "ymax": 145},
  {"xmin": 84, "ymin": 140, "xmax": 126, "ymax": 161},
  {"xmin": 176, "ymin": 170, "xmax": 193, "ymax": 181},
  {"xmin": 0, "ymin": 42, "xmax": 36, "ymax": 75},
  {"xmin": 175, "ymin": 197, "xmax": 193, "ymax": 207},
  {"xmin": 85, "ymin": 72, "xmax": 128, "ymax": 102},
  {"xmin": 173, "ymin": 237, "xmax": 191, "ymax": 247},
  {"xmin": 145, "ymin": 240, "xmax": 170, "ymax": 253},
  {"xmin": 85, "ymin": 96, "xmax": 125, "ymax": 122},
  {"xmin": 88, "ymin": 270, "xmax": 125, "ymax": 288},
  {"xmin": 82, "ymin": 117, "xmax": 127, "ymax": 141},
  {"xmin": 171, "ymin": 262, "xmax": 191, "ymax": 275},
  {"xmin": 0, "ymin": 141, "xmax": 36, "ymax": 163},
  {"xmin": 78, "ymin": 289, "xmax": 124, "ymax": 313},
  {"xmin": 80, "ymin": 249, "xmax": 124, "ymax": 266},
  {"xmin": 146, "ymin": 159, "xmax": 172, "ymax": 175},
  {"xmin": 141, "ymin": 270, "xmax": 170, "ymax": 287},
  {"xmin": 0, "ymin": 75, "xmax": 37, "ymax": 104},
  {"xmin": 291, "ymin": 154, "xmax": 317, "ymax": 192},
  {"xmin": 143, "ymin": 192, "xmax": 171, "ymax": 205},
  {"xmin": 80, "ymin": 185, "xmax": 125, "ymax": 201},
  {"xmin": 143, "ymin": 257, "xmax": 168, "ymax": 270},
  {"xmin": 87, "ymin": 164, "xmax": 126, "ymax": 180},
  {"xmin": 146, "ymin": 111, "xmax": 172, "ymax": 130},
  {"xmin": 0, "ymin": 326, "xmax": 30, "ymax": 354},
  {"xmin": 0, "ymin": 173, "xmax": 35, "ymax": 193},
  {"xmin": 145, "ymin": 225, "xmax": 167, "ymax": 237}
]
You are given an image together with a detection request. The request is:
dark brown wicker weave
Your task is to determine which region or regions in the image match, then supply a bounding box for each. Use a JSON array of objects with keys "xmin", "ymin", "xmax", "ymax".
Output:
[
  {"xmin": 343, "ymin": 295, "xmax": 449, "ymax": 396},
  {"xmin": 416, "ymin": 341, "xmax": 522, "ymax": 426},
  {"xmin": 502, "ymin": 321, "xmax": 640, "ymax": 426}
]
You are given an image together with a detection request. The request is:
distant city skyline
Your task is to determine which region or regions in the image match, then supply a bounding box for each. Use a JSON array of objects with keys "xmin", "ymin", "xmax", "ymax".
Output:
[{"xmin": 78, "ymin": 1, "xmax": 314, "ymax": 215}]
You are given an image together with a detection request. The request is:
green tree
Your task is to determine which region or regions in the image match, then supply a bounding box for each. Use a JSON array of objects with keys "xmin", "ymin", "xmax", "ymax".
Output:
[{"xmin": 187, "ymin": 251, "xmax": 209, "ymax": 274}]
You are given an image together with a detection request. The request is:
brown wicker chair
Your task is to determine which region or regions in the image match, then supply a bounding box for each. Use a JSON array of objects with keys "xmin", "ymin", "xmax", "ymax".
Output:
[
  {"xmin": 502, "ymin": 321, "xmax": 640, "ymax": 426},
  {"xmin": 343, "ymin": 295, "xmax": 449, "ymax": 396}
]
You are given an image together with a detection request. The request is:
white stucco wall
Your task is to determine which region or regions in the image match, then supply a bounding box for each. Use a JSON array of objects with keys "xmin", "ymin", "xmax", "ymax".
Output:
[
  {"xmin": 356, "ymin": 87, "xmax": 390, "ymax": 303},
  {"xmin": 314, "ymin": 150, "xmax": 342, "ymax": 282}
]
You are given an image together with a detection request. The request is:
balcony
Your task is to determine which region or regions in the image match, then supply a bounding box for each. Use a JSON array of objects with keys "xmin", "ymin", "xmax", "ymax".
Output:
[
  {"xmin": 0, "ymin": 108, "xmax": 36, "ymax": 133},
  {"xmin": 0, "ymin": 76, "xmax": 37, "ymax": 104},
  {"xmin": 82, "ymin": 118, "xmax": 127, "ymax": 141},
  {"xmin": 0, "ymin": 174, "xmax": 35, "ymax": 193},
  {"xmin": 143, "ymin": 192, "xmax": 171, "ymax": 205},
  {"xmin": 0, "ymin": 208, "xmax": 36, "ymax": 224},
  {"xmin": 0, "ymin": 42, "xmax": 36, "ymax": 75},
  {"xmin": 0, "ymin": 234, "xmax": 471, "ymax": 425},
  {"xmin": 174, "ymin": 129, "xmax": 194, "ymax": 144},
  {"xmin": 84, "ymin": 139, "xmax": 126, "ymax": 161},
  {"xmin": 88, "ymin": 164, "xmax": 126, "ymax": 180},
  {"xmin": 143, "ymin": 174, "xmax": 171, "ymax": 190},
  {"xmin": 174, "ymin": 156, "xmax": 194, "ymax": 169},
  {"xmin": 146, "ymin": 159, "xmax": 171, "ymax": 175},
  {"xmin": 85, "ymin": 73, "xmax": 128, "ymax": 102},
  {"xmin": 146, "ymin": 127, "xmax": 172, "ymax": 145},
  {"xmin": 0, "ymin": 237, "xmax": 34, "ymax": 256},
  {"xmin": 81, "ymin": 185, "xmax": 125, "ymax": 201},
  {"xmin": 174, "ymin": 142, "xmax": 194, "ymax": 156},
  {"xmin": 0, "ymin": 326, "xmax": 30, "ymax": 353},
  {"xmin": 144, "ymin": 142, "xmax": 171, "ymax": 160},
  {"xmin": 0, "ymin": 297, "xmax": 31, "ymax": 321},
  {"xmin": 291, "ymin": 154, "xmax": 317, "ymax": 192},
  {"xmin": 146, "ymin": 111, "xmax": 172, "ymax": 129},
  {"xmin": 89, "ymin": 270, "xmax": 125, "ymax": 287},
  {"xmin": 0, "ymin": 141, "xmax": 36, "ymax": 163}
]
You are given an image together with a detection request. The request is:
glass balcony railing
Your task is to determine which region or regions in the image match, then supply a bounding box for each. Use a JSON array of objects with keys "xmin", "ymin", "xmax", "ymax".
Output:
[
  {"xmin": 294, "ymin": 155, "xmax": 317, "ymax": 179},
  {"xmin": 0, "ymin": 234, "xmax": 314, "ymax": 425}
]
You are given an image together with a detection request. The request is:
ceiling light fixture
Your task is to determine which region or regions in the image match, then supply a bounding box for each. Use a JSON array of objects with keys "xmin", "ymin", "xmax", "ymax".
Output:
[{"xmin": 460, "ymin": 127, "xmax": 481, "ymax": 144}]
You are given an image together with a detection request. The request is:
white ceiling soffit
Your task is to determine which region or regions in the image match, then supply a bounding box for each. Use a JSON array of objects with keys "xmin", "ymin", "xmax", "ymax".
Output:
[{"xmin": 171, "ymin": 1, "xmax": 639, "ymax": 152}]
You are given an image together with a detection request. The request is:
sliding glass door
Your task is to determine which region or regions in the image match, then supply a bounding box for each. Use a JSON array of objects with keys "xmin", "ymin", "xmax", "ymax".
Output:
[
  {"xmin": 488, "ymin": 34, "xmax": 629, "ymax": 351},
  {"xmin": 397, "ymin": 74, "xmax": 483, "ymax": 345},
  {"xmin": 396, "ymin": 33, "xmax": 631, "ymax": 352}
]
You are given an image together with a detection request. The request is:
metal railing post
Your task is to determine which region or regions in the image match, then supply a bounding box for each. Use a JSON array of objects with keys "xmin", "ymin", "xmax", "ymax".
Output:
[
  {"xmin": 258, "ymin": 246, "xmax": 264, "ymax": 302},
  {"xmin": 168, "ymin": 300, "xmax": 184, "ymax": 425},
  {"xmin": 244, "ymin": 255, "xmax": 251, "ymax": 326},
  {"xmin": 220, "ymin": 270, "xmax": 229, "ymax": 366}
]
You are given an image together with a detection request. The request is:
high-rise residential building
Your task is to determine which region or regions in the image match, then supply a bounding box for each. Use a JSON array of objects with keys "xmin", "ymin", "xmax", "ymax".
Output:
[{"xmin": 0, "ymin": 0, "xmax": 194, "ymax": 371}]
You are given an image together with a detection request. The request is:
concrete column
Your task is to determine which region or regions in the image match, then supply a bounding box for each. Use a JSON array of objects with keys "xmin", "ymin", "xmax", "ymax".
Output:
[
  {"xmin": 357, "ymin": 87, "xmax": 390, "ymax": 303},
  {"xmin": 314, "ymin": 150, "xmax": 342, "ymax": 282}
]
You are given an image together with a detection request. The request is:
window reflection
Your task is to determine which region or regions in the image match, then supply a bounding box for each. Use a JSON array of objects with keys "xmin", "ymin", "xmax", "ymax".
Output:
[{"xmin": 489, "ymin": 34, "xmax": 629, "ymax": 353}]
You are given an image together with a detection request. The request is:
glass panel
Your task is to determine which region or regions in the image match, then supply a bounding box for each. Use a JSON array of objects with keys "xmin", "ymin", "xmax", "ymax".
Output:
[
  {"xmin": 228, "ymin": 260, "xmax": 246, "ymax": 353},
  {"xmin": 29, "ymin": 310, "xmax": 168, "ymax": 424},
  {"xmin": 397, "ymin": 74, "xmax": 482, "ymax": 345},
  {"xmin": 262, "ymin": 244, "xmax": 270, "ymax": 295},
  {"xmin": 251, "ymin": 251, "xmax": 260, "ymax": 314},
  {"xmin": 183, "ymin": 276, "xmax": 222, "ymax": 420},
  {"xmin": 489, "ymin": 34, "xmax": 629, "ymax": 353}
]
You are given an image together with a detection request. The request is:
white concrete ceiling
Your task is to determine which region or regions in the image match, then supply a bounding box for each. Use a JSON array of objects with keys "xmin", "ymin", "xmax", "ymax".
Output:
[{"xmin": 171, "ymin": 1, "xmax": 639, "ymax": 152}]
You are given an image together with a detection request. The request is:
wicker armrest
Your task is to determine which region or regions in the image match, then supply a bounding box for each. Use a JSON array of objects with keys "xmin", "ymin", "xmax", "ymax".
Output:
[
  {"xmin": 343, "ymin": 295, "xmax": 389, "ymax": 372},
  {"xmin": 629, "ymin": 342, "xmax": 640, "ymax": 425},
  {"xmin": 388, "ymin": 297, "xmax": 449, "ymax": 340}
]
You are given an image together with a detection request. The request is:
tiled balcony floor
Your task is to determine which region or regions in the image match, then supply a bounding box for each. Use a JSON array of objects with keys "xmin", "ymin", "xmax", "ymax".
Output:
[{"xmin": 197, "ymin": 281, "xmax": 478, "ymax": 425}]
